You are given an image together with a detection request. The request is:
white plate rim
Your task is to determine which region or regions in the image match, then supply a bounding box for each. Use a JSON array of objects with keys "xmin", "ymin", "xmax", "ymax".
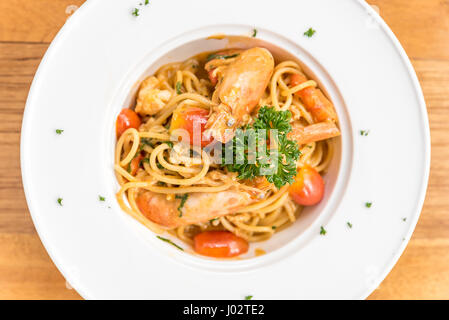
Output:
[{"xmin": 20, "ymin": 0, "xmax": 431, "ymax": 300}]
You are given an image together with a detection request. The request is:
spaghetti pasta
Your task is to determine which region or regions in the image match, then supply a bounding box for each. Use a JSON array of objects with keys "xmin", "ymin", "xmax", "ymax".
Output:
[{"xmin": 114, "ymin": 47, "xmax": 339, "ymax": 257}]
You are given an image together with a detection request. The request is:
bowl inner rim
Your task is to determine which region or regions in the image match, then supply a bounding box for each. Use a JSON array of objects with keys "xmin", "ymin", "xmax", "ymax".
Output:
[{"xmin": 106, "ymin": 24, "xmax": 354, "ymax": 273}]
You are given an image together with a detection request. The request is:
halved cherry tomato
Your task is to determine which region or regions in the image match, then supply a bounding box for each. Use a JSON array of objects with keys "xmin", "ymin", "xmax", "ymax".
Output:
[
  {"xmin": 193, "ymin": 231, "xmax": 249, "ymax": 258},
  {"xmin": 208, "ymin": 69, "xmax": 218, "ymax": 86},
  {"xmin": 289, "ymin": 165, "xmax": 325, "ymax": 206},
  {"xmin": 116, "ymin": 109, "xmax": 141, "ymax": 138},
  {"xmin": 129, "ymin": 154, "xmax": 144, "ymax": 176},
  {"xmin": 170, "ymin": 106, "xmax": 213, "ymax": 147},
  {"xmin": 290, "ymin": 73, "xmax": 337, "ymax": 123}
]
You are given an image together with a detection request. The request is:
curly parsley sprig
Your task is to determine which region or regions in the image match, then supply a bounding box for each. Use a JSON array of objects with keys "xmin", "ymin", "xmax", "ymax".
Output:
[{"xmin": 222, "ymin": 106, "xmax": 300, "ymax": 189}]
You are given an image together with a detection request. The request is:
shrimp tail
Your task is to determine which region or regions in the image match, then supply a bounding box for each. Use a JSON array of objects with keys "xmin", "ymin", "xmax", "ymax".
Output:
[{"xmin": 288, "ymin": 122, "xmax": 341, "ymax": 145}]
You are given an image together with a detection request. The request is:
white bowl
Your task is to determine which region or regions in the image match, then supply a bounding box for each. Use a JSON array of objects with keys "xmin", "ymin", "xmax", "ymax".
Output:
[{"xmin": 109, "ymin": 26, "xmax": 353, "ymax": 270}]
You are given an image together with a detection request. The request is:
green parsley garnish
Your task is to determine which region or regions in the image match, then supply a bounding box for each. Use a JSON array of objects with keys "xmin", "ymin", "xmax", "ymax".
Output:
[
  {"xmin": 164, "ymin": 141, "xmax": 174, "ymax": 148},
  {"xmin": 365, "ymin": 202, "xmax": 373, "ymax": 208},
  {"xmin": 252, "ymin": 29, "xmax": 257, "ymax": 37},
  {"xmin": 209, "ymin": 218, "xmax": 219, "ymax": 223},
  {"xmin": 127, "ymin": 151, "xmax": 142, "ymax": 173},
  {"xmin": 245, "ymin": 295, "xmax": 253, "ymax": 300},
  {"xmin": 140, "ymin": 157, "xmax": 150, "ymax": 165},
  {"xmin": 132, "ymin": 8, "xmax": 139, "ymax": 16},
  {"xmin": 206, "ymin": 53, "xmax": 240, "ymax": 62},
  {"xmin": 360, "ymin": 130, "xmax": 370, "ymax": 136},
  {"xmin": 145, "ymin": 0, "xmax": 149, "ymax": 4},
  {"xmin": 176, "ymin": 81, "xmax": 182, "ymax": 94},
  {"xmin": 320, "ymin": 226, "xmax": 327, "ymax": 235},
  {"xmin": 99, "ymin": 195, "xmax": 105, "ymax": 202},
  {"xmin": 176, "ymin": 194, "xmax": 189, "ymax": 217},
  {"xmin": 222, "ymin": 106, "xmax": 300, "ymax": 189},
  {"xmin": 57, "ymin": 198, "xmax": 63, "ymax": 206},
  {"xmin": 402, "ymin": 217, "xmax": 407, "ymax": 222},
  {"xmin": 304, "ymin": 28, "xmax": 316, "ymax": 38},
  {"xmin": 156, "ymin": 236, "xmax": 184, "ymax": 251},
  {"xmin": 55, "ymin": 129, "xmax": 64, "ymax": 135},
  {"xmin": 347, "ymin": 222, "xmax": 353, "ymax": 228},
  {"xmin": 272, "ymin": 226, "xmax": 277, "ymax": 230},
  {"xmin": 140, "ymin": 138, "xmax": 154, "ymax": 149}
]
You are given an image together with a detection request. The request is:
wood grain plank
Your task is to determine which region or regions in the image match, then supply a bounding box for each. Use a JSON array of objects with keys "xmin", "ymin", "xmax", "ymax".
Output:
[
  {"xmin": 369, "ymin": 0, "xmax": 449, "ymax": 60},
  {"xmin": 0, "ymin": 43, "xmax": 45, "ymax": 236},
  {"xmin": 0, "ymin": 234, "xmax": 81, "ymax": 299},
  {"xmin": 0, "ymin": 0, "xmax": 85, "ymax": 43},
  {"xmin": 0, "ymin": 0, "xmax": 448, "ymax": 300},
  {"xmin": 369, "ymin": 237, "xmax": 449, "ymax": 299}
]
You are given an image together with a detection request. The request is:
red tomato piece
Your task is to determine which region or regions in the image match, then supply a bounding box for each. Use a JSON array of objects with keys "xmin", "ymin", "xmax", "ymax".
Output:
[
  {"xmin": 116, "ymin": 109, "xmax": 141, "ymax": 138},
  {"xmin": 170, "ymin": 106, "xmax": 213, "ymax": 147},
  {"xmin": 208, "ymin": 69, "xmax": 218, "ymax": 86},
  {"xmin": 129, "ymin": 154, "xmax": 144, "ymax": 176},
  {"xmin": 289, "ymin": 165, "xmax": 325, "ymax": 206},
  {"xmin": 193, "ymin": 231, "xmax": 249, "ymax": 258}
]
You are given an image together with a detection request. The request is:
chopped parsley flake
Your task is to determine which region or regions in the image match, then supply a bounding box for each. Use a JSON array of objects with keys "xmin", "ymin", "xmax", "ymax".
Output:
[
  {"xmin": 57, "ymin": 198, "xmax": 63, "ymax": 206},
  {"xmin": 176, "ymin": 194, "xmax": 189, "ymax": 217},
  {"xmin": 206, "ymin": 53, "xmax": 240, "ymax": 62},
  {"xmin": 320, "ymin": 226, "xmax": 327, "ymax": 235},
  {"xmin": 360, "ymin": 130, "xmax": 370, "ymax": 136},
  {"xmin": 145, "ymin": 0, "xmax": 149, "ymax": 4},
  {"xmin": 304, "ymin": 28, "xmax": 316, "ymax": 38},
  {"xmin": 245, "ymin": 295, "xmax": 253, "ymax": 300},
  {"xmin": 99, "ymin": 195, "xmax": 106, "ymax": 202},
  {"xmin": 140, "ymin": 157, "xmax": 149, "ymax": 166},
  {"xmin": 55, "ymin": 129, "xmax": 64, "ymax": 135},
  {"xmin": 252, "ymin": 29, "xmax": 257, "ymax": 37},
  {"xmin": 365, "ymin": 202, "xmax": 373, "ymax": 208},
  {"xmin": 164, "ymin": 141, "xmax": 174, "ymax": 148},
  {"xmin": 272, "ymin": 226, "xmax": 277, "ymax": 230},
  {"xmin": 140, "ymin": 138, "xmax": 155, "ymax": 149},
  {"xmin": 132, "ymin": 8, "xmax": 139, "ymax": 16},
  {"xmin": 176, "ymin": 81, "xmax": 182, "ymax": 94},
  {"xmin": 156, "ymin": 236, "xmax": 184, "ymax": 251},
  {"xmin": 402, "ymin": 217, "xmax": 407, "ymax": 222},
  {"xmin": 347, "ymin": 222, "xmax": 353, "ymax": 228}
]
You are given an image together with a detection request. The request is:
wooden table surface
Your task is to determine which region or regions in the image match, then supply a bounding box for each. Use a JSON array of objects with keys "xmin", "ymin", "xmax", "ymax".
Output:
[{"xmin": 0, "ymin": 0, "xmax": 448, "ymax": 300}]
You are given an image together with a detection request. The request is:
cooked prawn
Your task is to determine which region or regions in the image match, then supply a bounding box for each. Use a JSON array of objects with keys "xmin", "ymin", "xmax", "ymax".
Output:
[
  {"xmin": 136, "ymin": 189, "xmax": 254, "ymax": 228},
  {"xmin": 288, "ymin": 122, "xmax": 341, "ymax": 145},
  {"xmin": 135, "ymin": 76, "xmax": 172, "ymax": 116},
  {"xmin": 288, "ymin": 73, "xmax": 340, "ymax": 145},
  {"xmin": 290, "ymin": 73, "xmax": 338, "ymax": 123},
  {"xmin": 204, "ymin": 47, "xmax": 274, "ymax": 143}
]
